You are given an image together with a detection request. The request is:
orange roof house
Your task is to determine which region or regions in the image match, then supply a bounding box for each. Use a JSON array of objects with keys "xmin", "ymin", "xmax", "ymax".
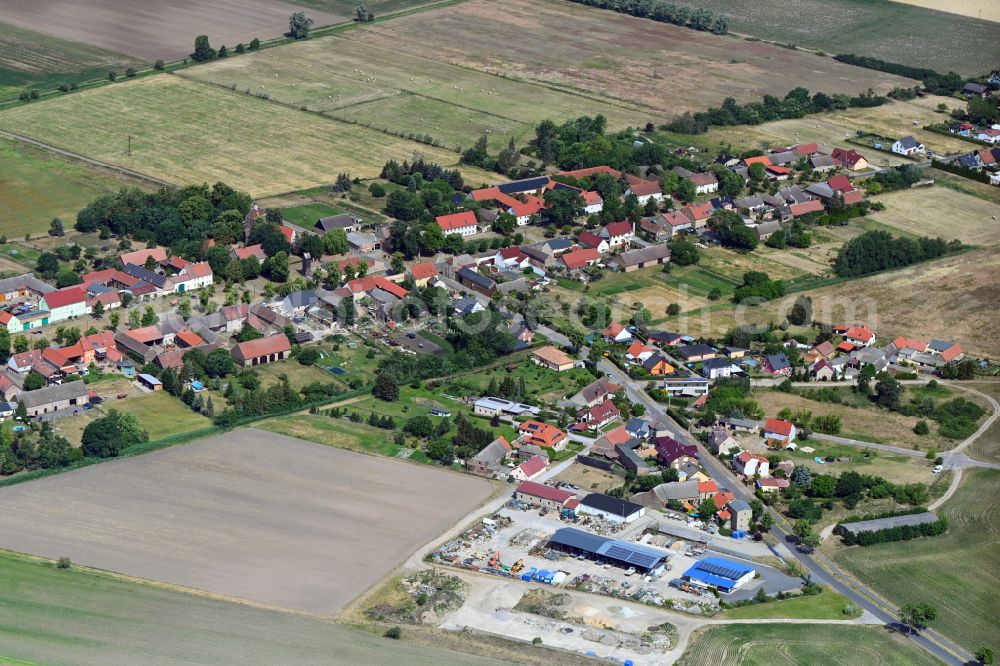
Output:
[
  {"xmin": 435, "ymin": 211, "xmax": 478, "ymax": 233},
  {"xmin": 517, "ymin": 420, "xmax": 569, "ymax": 450}
]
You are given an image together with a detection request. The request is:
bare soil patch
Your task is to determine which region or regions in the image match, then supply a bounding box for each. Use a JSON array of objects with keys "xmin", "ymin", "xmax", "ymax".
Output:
[
  {"xmin": 358, "ymin": 0, "xmax": 913, "ymax": 117},
  {"xmin": 0, "ymin": 429, "xmax": 492, "ymax": 616},
  {"xmin": 0, "ymin": 0, "xmax": 345, "ymax": 62}
]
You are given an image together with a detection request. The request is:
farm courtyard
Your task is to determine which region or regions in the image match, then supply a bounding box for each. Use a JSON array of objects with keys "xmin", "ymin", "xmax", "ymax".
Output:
[{"xmin": 0, "ymin": 429, "xmax": 493, "ymax": 616}]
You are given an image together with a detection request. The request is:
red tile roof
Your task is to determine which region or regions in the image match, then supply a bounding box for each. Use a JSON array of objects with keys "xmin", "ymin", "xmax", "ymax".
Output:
[
  {"xmin": 940, "ymin": 343, "xmax": 963, "ymax": 362},
  {"xmin": 166, "ymin": 255, "xmax": 191, "ymax": 270},
  {"xmin": 827, "ymin": 174, "xmax": 853, "ymax": 193},
  {"xmin": 119, "ymin": 247, "xmax": 168, "ymax": 267},
  {"xmin": 603, "ymin": 426, "xmax": 632, "ymax": 446},
  {"xmin": 180, "ymin": 261, "xmax": 212, "ymax": 278},
  {"xmin": 577, "ymin": 231, "xmax": 605, "ymax": 249},
  {"xmin": 683, "ymin": 202, "xmax": 714, "ymax": 221},
  {"xmin": 766, "ymin": 165, "xmax": 792, "ymax": 175},
  {"xmin": 698, "ymin": 480, "xmax": 718, "ymax": 495},
  {"xmin": 233, "ymin": 333, "xmax": 291, "ymax": 361},
  {"xmin": 517, "ymin": 420, "xmax": 567, "ymax": 448},
  {"xmin": 436, "ymin": 211, "xmax": 478, "ymax": 232},
  {"xmin": 175, "ymin": 330, "xmax": 204, "ymax": 347},
  {"xmin": 625, "ymin": 177, "xmax": 661, "ymax": 197},
  {"xmin": 790, "ymin": 200, "xmax": 824, "ymax": 217},
  {"xmin": 410, "ymin": 262, "xmax": 438, "ymax": 280},
  {"xmin": 842, "ymin": 190, "xmax": 865, "ymax": 205},
  {"xmin": 279, "ymin": 225, "xmax": 294, "ymax": 243},
  {"xmin": 794, "ymin": 143, "xmax": 819, "ymax": 156},
  {"xmin": 515, "ymin": 456, "xmax": 547, "ymax": 478},
  {"xmin": 0, "ymin": 312, "xmax": 12, "ymax": 325},
  {"xmin": 845, "ymin": 325, "xmax": 874, "ymax": 343},
  {"xmin": 557, "ymin": 166, "xmax": 623, "ymax": 180},
  {"xmin": 560, "ymin": 248, "xmax": 600, "ymax": 269},
  {"xmin": 604, "ymin": 321, "xmax": 627, "ymax": 338},
  {"xmin": 516, "ymin": 481, "xmax": 575, "ymax": 503},
  {"xmin": 44, "ymin": 286, "xmax": 87, "ymax": 309},
  {"xmin": 892, "ymin": 336, "xmax": 928, "ymax": 352},
  {"xmin": 764, "ymin": 418, "xmax": 793, "ymax": 436},
  {"xmin": 743, "ymin": 155, "xmax": 771, "ymax": 166},
  {"xmin": 127, "ymin": 325, "xmax": 163, "ymax": 344},
  {"xmin": 691, "ymin": 172, "xmax": 718, "ymax": 186},
  {"xmin": 81, "ymin": 268, "xmax": 117, "ymax": 286},
  {"xmin": 603, "ymin": 221, "xmax": 633, "ymax": 238},
  {"xmin": 831, "ymin": 147, "xmax": 865, "ymax": 167},
  {"xmin": 233, "ymin": 244, "xmax": 267, "ymax": 261}
]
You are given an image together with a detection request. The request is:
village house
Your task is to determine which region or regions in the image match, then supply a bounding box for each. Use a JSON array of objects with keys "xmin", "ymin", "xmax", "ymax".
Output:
[
  {"xmin": 575, "ymin": 400, "xmax": 620, "ymax": 432},
  {"xmin": 531, "ymin": 345, "xmax": 575, "ymax": 372},
  {"xmin": 576, "ymin": 231, "xmax": 610, "ymax": 253},
  {"xmin": 517, "ymin": 420, "xmax": 569, "ymax": 451},
  {"xmin": 315, "ymin": 213, "xmax": 362, "ymax": 234},
  {"xmin": 559, "ymin": 248, "xmax": 601, "ymax": 274},
  {"xmin": 40, "ymin": 286, "xmax": 89, "ymax": 323},
  {"xmin": 733, "ymin": 450, "xmax": 770, "ymax": 478},
  {"xmin": 663, "ymin": 210, "xmax": 693, "ymax": 233},
  {"xmin": 624, "ymin": 175, "xmax": 663, "ymax": 204},
  {"xmin": 231, "ymin": 333, "xmax": 292, "ymax": 367},
  {"xmin": 514, "ymin": 481, "xmax": 576, "ymax": 510},
  {"xmin": 510, "ymin": 455, "xmax": 548, "ymax": 482},
  {"xmin": 708, "ymin": 428, "xmax": 742, "ymax": 456},
  {"xmin": 811, "ymin": 359, "xmax": 836, "ymax": 380},
  {"xmin": 602, "ymin": 321, "xmax": 633, "ymax": 344},
  {"xmin": 642, "ymin": 354, "xmax": 674, "ymax": 376},
  {"xmin": 676, "ymin": 344, "xmax": 715, "ymax": 362},
  {"xmin": 168, "ymin": 261, "xmax": 213, "ymax": 292},
  {"xmin": 757, "ymin": 478, "xmax": 790, "ymax": 493},
  {"xmin": 569, "ymin": 377, "xmax": 623, "ymax": 408},
  {"xmin": 611, "ymin": 244, "xmax": 670, "ymax": 272},
  {"xmin": 599, "ymin": 221, "xmax": 635, "ymax": 249},
  {"xmin": 455, "ymin": 267, "xmax": 496, "ymax": 296},
  {"xmin": 467, "ymin": 436, "xmax": 512, "ymax": 476},
  {"xmin": 435, "ymin": 211, "xmax": 479, "ymax": 237},
  {"xmin": 18, "ymin": 380, "xmax": 89, "ymax": 418},
  {"xmin": 762, "ymin": 418, "xmax": 796, "ymax": 445},
  {"xmin": 347, "ymin": 232, "xmax": 380, "ymax": 253},
  {"xmin": 118, "ymin": 247, "xmax": 168, "ymax": 269},
  {"xmin": 682, "ymin": 202, "xmax": 714, "ymax": 229},
  {"xmin": 626, "ymin": 341, "xmax": 657, "ymax": 363},
  {"xmin": 831, "ymin": 147, "xmax": 869, "ymax": 171},
  {"xmin": 655, "ymin": 435, "xmax": 698, "ymax": 470},
  {"xmin": 892, "ymin": 136, "xmax": 925, "ymax": 156},
  {"xmin": 763, "ymin": 353, "xmax": 792, "ymax": 376}
]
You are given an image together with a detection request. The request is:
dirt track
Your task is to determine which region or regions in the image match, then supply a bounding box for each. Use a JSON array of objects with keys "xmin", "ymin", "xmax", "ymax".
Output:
[
  {"xmin": 0, "ymin": 429, "xmax": 492, "ymax": 615},
  {"xmin": 1, "ymin": 0, "xmax": 345, "ymax": 61}
]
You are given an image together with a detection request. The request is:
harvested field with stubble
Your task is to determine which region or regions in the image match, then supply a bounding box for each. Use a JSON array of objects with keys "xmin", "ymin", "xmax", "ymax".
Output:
[
  {"xmin": 0, "ymin": 75, "xmax": 457, "ymax": 196},
  {"xmin": 177, "ymin": 32, "xmax": 648, "ymax": 151},
  {"xmin": 867, "ymin": 186, "xmax": 1000, "ymax": 245},
  {"xmin": 0, "ymin": 0, "xmax": 345, "ymax": 62},
  {"xmin": 0, "ymin": 429, "xmax": 492, "ymax": 616},
  {"xmin": 355, "ymin": 0, "xmax": 913, "ymax": 117}
]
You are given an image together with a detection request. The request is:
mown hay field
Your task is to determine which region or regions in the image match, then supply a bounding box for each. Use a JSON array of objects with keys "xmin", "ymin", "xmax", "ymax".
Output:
[
  {"xmin": 867, "ymin": 186, "xmax": 1000, "ymax": 245},
  {"xmin": 688, "ymin": 0, "xmax": 999, "ymax": 75},
  {"xmin": 679, "ymin": 623, "xmax": 940, "ymax": 666},
  {"xmin": 835, "ymin": 469, "xmax": 1000, "ymax": 653},
  {"xmin": 0, "ymin": 136, "xmax": 150, "ymax": 238},
  {"xmin": 0, "ymin": 75, "xmax": 458, "ymax": 196},
  {"xmin": 355, "ymin": 0, "xmax": 914, "ymax": 117},
  {"xmin": 176, "ymin": 32, "xmax": 648, "ymax": 151}
]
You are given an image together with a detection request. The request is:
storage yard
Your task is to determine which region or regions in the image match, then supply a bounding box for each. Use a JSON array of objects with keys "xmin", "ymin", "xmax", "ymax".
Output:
[
  {"xmin": 0, "ymin": 429, "xmax": 493, "ymax": 616},
  {"xmin": 428, "ymin": 491, "xmax": 800, "ymax": 615}
]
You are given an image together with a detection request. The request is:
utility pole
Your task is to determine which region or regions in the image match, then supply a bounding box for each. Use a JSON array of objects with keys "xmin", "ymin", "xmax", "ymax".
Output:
[{"xmin": 127, "ymin": 135, "xmax": 132, "ymax": 157}]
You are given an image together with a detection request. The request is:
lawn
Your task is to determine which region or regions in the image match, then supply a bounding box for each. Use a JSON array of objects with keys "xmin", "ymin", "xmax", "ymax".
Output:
[
  {"xmin": 679, "ymin": 623, "xmax": 940, "ymax": 666},
  {"xmin": 0, "ymin": 75, "xmax": 458, "ymax": 197},
  {"xmin": 116, "ymin": 390, "xmax": 212, "ymax": 439},
  {"xmin": 682, "ymin": 0, "xmax": 997, "ymax": 75},
  {"xmin": 281, "ymin": 201, "xmax": 341, "ymax": 228},
  {"xmin": 0, "ymin": 552, "xmax": 502, "ymax": 666},
  {"xmin": 258, "ymin": 411, "xmax": 404, "ymax": 457},
  {"xmin": 834, "ymin": 469, "xmax": 1000, "ymax": 654},
  {"xmin": 175, "ymin": 27, "xmax": 647, "ymax": 152},
  {"xmin": 254, "ymin": 357, "xmax": 350, "ymax": 391},
  {"xmin": 719, "ymin": 588, "xmax": 860, "ymax": 620},
  {"xmin": 0, "ymin": 136, "xmax": 151, "ymax": 239}
]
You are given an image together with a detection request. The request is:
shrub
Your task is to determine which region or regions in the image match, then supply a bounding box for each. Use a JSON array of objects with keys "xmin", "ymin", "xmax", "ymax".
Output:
[
  {"xmin": 383, "ymin": 626, "xmax": 401, "ymax": 639},
  {"xmin": 56, "ymin": 557, "xmax": 72, "ymax": 569},
  {"xmin": 154, "ymin": 59, "xmax": 165, "ymax": 70}
]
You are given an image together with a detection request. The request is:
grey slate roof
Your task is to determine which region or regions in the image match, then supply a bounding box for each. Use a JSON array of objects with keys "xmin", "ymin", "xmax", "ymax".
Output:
[
  {"xmin": 18, "ymin": 380, "xmax": 87, "ymax": 409},
  {"xmin": 613, "ymin": 244, "xmax": 671, "ymax": 268},
  {"xmin": 0, "ymin": 273, "xmax": 55, "ymax": 295}
]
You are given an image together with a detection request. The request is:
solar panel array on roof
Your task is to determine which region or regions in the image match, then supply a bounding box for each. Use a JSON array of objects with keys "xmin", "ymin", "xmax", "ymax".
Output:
[
  {"xmin": 697, "ymin": 561, "xmax": 746, "ymax": 580},
  {"xmin": 601, "ymin": 544, "xmax": 660, "ymax": 569},
  {"xmin": 497, "ymin": 177, "xmax": 550, "ymax": 195},
  {"xmin": 123, "ymin": 263, "xmax": 166, "ymax": 288}
]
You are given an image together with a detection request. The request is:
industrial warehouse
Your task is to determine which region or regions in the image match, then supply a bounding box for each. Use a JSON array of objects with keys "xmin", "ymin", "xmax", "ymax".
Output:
[
  {"xmin": 682, "ymin": 557, "xmax": 756, "ymax": 593},
  {"xmin": 547, "ymin": 527, "xmax": 670, "ymax": 575}
]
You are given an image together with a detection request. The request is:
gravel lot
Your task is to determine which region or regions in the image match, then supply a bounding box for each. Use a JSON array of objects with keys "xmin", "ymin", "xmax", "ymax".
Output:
[{"xmin": 0, "ymin": 429, "xmax": 492, "ymax": 615}]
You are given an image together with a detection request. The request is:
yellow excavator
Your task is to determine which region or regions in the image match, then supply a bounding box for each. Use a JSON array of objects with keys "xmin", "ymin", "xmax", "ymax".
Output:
[{"xmin": 511, "ymin": 559, "xmax": 525, "ymax": 574}]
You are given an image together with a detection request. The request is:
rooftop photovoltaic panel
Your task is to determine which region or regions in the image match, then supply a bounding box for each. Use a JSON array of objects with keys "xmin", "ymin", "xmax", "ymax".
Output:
[{"xmin": 698, "ymin": 562, "xmax": 744, "ymax": 579}]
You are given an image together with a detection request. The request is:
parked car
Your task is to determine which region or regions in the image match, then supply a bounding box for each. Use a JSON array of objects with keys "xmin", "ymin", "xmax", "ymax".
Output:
[{"xmin": 932, "ymin": 465, "xmax": 944, "ymax": 474}]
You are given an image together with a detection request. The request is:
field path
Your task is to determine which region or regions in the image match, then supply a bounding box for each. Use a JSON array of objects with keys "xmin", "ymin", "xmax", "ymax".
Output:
[{"xmin": 0, "ymin": 129, "xmax": 174, "ymax": 188}]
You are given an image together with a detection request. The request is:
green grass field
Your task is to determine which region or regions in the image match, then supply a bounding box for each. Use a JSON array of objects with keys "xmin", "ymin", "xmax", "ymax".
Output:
[
  {"xmin": 0, "ymin": 551, "xmax": 501, "ymax": 666},
  {"xmin": 687, "ymin": 0, "xmax": 998, "ymax": 75},
  {"xmin": 679, "ymin": 623, "xmax": 940, "ymax": 666},
  {"xmin": 0, "ymin": 136, "xmax": 149, "ymax": 239},
  {"xmin": 258, "ymin": 412, "xmax": 404, "ymax": 457},
  {"xmin": 719, "ymin": 588, "xmax": 860, "ymax": 620},
  {"xmin": 0, "ymin": 75, "xmax": 457, "ymax": 197},
  {"xmin": 281, "ymin": 201, "xmax": 341, "ymax": 227},
  {"xmin": 0, "ymin": 22, "xmax": 142, "ymax": 101},
  {"xmin": 175, "ymin": 32, "xmax": 647, "ymax": 151},
  {"xmin": 834, "ymin": 469, "xmax": 1000, "ymax": 654},
  {"xmin": 122, "ymin": 391, "xmax": 213, "ymax": 438}
]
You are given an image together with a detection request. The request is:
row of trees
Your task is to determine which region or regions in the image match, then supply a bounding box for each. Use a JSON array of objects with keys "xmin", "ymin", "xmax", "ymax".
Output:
[
  {"xmin": 192, "ymin": 35, "xmax": 261, "ymax": 62},
  {"xmin": 665, "ymin": 87, "xmax": 889, "ymax": 135},
  {"xmin": 832, "ymin": 54, "xmax": 968, "ymax": 96},
  {"xmin": 834, "ymin": 230, "xmax": 961, "ymax": 277},
  {"xmin": 567, "ymin": 0, "xmax": 728, "ymax": 34}
]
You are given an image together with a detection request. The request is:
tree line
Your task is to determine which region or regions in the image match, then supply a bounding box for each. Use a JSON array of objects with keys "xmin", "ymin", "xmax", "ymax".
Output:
[
  {"xmin": 566, "ymin": 0, "xmax": 728, "ymax": 35},
  {"xmin": 832, "ymin": 54, "xmax": 969, "ymax": 96},
  {"xmin": 665, "ymin": 87, "xmax": 889, "ymax": 135},
  {"xmin": 833, "ymin": 230, "xmax": 961, "ymax": 277}
]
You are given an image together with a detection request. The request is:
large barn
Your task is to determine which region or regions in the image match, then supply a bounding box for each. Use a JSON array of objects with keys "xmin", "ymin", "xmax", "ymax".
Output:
[{"xmin": 547, "ymin": 527, "xmax": 669, "ymax": 574}]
